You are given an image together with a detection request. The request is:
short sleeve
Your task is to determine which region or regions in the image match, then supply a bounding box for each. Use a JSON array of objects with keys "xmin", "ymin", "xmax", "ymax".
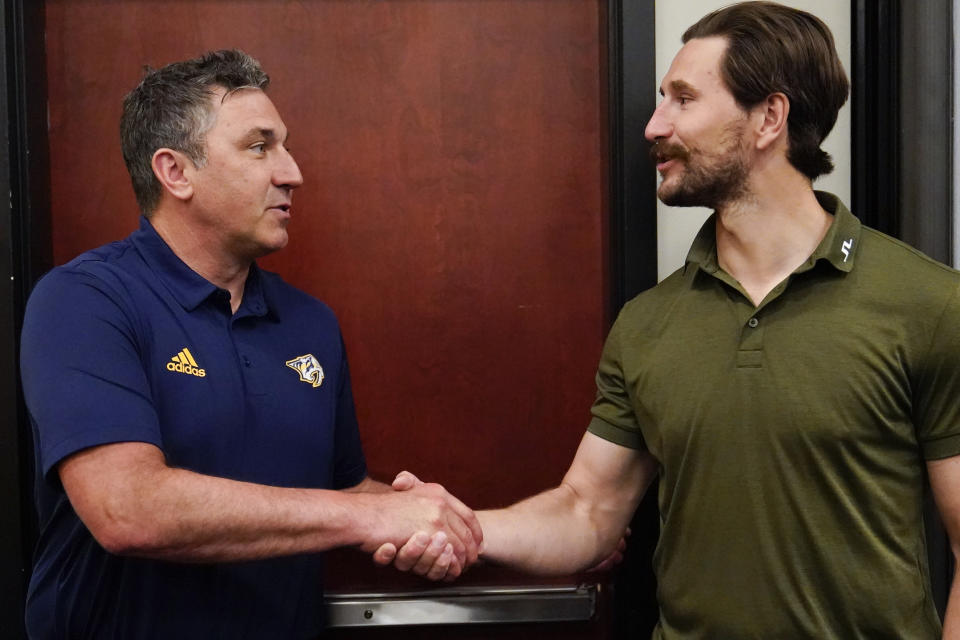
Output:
[
  {"xmin": 915, "ymin": 283, "xmax": 960, "ymax": 460},
  {"xmin": 587, "ymin": 312, "xmax": 647, "ymax": 450},
  {"xmin": 330, "ymin": 335, "xmax": 368, "ymax": 489},
  {"xmin": 20, "ymin": 268, "xmax": 164, "ymax": 479}
]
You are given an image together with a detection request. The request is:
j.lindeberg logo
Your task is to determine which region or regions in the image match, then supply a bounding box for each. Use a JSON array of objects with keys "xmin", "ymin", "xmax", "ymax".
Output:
[
  {"xmin": 286, "ymin": 354, "xmax": 324, "ymax": 388},
  {"xmin": 167, "ymin": 347, "xmax": 206, "ymax": 377},
  {"xmin": 841, "ymin": 238, "xmax": 854, "ymax": 262}
]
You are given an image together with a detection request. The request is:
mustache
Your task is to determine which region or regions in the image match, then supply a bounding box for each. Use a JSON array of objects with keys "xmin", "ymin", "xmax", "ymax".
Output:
[{"xmin": 650, "ymin": 140, "xmax": 690, "ymax": 164}]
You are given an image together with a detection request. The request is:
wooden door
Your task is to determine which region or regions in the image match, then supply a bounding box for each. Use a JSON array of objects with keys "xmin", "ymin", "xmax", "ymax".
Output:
[{"xmin": 45, "ymin": 1, "xmax": 612, "ymax": 637}]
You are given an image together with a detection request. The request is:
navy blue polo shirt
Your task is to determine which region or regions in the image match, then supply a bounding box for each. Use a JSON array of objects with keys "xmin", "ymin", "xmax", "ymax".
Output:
[{"xmin": 20, "ymin": 217, "xmax": 368, "ymax": 639}]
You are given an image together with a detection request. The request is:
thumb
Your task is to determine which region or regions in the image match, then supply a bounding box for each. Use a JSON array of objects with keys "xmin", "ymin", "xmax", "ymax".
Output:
[
  {"xmin": 392, "ymin": 470, "xmax": 423, "ymax": 491},
  {"xmin": 372, "ymin": 543, "xmax": 398, "ymax": 566}
]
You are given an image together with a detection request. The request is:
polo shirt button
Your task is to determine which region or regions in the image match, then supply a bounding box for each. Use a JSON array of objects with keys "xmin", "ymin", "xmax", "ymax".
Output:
[
  {"xmin": 748, "ymin": 317, "xmax": 759, "ymax": 328},
  {"xmin": 242, "ymin": 356, "xmax": 251, "ymax": 367}
]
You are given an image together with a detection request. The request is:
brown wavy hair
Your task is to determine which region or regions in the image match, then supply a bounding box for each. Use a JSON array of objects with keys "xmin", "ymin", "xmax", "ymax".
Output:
[{"xmin": 683, "ymin": 1, "xmax": 849, "ymax": 180}]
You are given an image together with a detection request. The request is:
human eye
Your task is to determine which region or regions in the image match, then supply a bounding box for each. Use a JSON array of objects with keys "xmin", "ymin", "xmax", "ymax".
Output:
[
  {"xmin": 250, "ymin": 142, "xmax": 266, "ymax": 154},
  {"xmin": 678, "ymin": 96, "xmax": 691, "ymax": 106}
]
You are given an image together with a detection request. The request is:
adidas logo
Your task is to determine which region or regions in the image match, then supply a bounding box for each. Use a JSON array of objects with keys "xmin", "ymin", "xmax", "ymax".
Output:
[{"xmin": 166, "ymin": 347, "xmax": 206, "ymax": 377}]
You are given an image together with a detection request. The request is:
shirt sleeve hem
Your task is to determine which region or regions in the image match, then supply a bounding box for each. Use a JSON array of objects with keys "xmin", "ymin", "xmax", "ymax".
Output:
[
  {"xmin": 43, "ymin": 429, "xmax": 164, "ymax": 479},
  {"xmin": 587, "ymin": 416, "xmax": 646, "ymax": 450},
  {"xmin": 333, "ymin": 462, "xmax": 368, "ymax": 490},
  {"xmin": 921, "ymin": 433, "xmax": 960, "ymax": 460}
]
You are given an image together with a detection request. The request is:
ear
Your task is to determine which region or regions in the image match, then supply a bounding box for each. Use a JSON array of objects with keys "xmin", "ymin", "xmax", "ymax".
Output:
[
  {"xmin": 754, "ymin": 92, "xmax": 789, "ymax": 151},
  {"xmin": 151, "ymin": 148, "xmax": 195, "ymax": 202}
]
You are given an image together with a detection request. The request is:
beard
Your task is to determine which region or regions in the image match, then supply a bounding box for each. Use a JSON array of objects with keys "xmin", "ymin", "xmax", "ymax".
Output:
[{"xmin": 650, "ymin": 123, "xmax": 750, "ymax": 209}]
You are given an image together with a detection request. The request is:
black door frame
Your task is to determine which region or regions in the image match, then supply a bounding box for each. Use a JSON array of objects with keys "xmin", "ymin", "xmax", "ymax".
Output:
[
  {"xmin": 0, "ymin": 0, "xmax": 50, "ymax": 636},
  {"xmin": 605, "ymin": 1, "xmax": 659, "ymax": 636},
  {"xmin": 607, "ymin": 0, "xmax": 658, "ymax": 313},
  {"xmin": 853, "ymin": 0, "xmax": 954, "ymax": 616}
]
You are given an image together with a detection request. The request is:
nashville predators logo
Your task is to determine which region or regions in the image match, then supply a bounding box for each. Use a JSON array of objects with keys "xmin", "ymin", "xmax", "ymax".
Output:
[{"xmin": 285, "ymin": 354, "xmax": 325, "ymax": 388}]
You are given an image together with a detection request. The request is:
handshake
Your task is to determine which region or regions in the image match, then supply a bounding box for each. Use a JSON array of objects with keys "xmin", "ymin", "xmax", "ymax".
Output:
[
  {"xmin": 353, "ymin": 470, "xmax": 628, "ymax": 582},
  {"xmin": 355, "ymin": 470, "xmax": 482, "ymax": 582}
]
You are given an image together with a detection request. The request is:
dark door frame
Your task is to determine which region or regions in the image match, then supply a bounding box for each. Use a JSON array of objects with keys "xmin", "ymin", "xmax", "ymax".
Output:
[
  {"xmin": 853, "ymin": 0, "xmax": 954, "ymax": 617},
  {"xmin": 605, "ymin": 1, "xmax": 660, "ymax": 636},
  {"xmin": 607, "ymin": 0, "xmax": 658, "ymax": 313},
  {"xmin": 0, "ymin": 0, "xmax": 50, "ymax": 637},
  {"xmin": 852, "ymin": 0, "xmax": 901, "ymax": 236}
]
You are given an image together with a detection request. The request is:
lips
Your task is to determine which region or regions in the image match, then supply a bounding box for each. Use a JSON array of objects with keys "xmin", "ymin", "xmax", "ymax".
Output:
[
  {"xmin": 656, "ymin": 158, "xmax": 676, "ymax": 172},
  {"xmin": 650, "ymin": 140, "xmax": 690, "ymax": 171}
]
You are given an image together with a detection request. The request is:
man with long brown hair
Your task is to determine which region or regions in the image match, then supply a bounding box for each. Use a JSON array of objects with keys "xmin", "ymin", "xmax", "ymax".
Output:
[{"xmin": 391, "ymin": 3, "xmax": 960, "ymax": 636}]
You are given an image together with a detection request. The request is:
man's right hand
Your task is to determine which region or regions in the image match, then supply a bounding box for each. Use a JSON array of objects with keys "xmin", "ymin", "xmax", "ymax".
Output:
[
  {"xmin": 367, "ymin": 471, "xmax": 481, "ymax": 581},
  {"xmin": 358, "ymin": 477, "xmax": 481, "ymax": 579}
]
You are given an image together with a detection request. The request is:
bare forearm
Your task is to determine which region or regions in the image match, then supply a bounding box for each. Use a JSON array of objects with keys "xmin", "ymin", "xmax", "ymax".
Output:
[
  {"xmin": 95, "ymin": 465, "xmax": 373, "ymax": 562},
  {"xmin": 944, "ymin": 561, "xmax": 960, "ymax": 639},
  {"xmin": 62, "ymin": 443, "xmax": 480, "ymax": 566},
  {"xmin": 927, "ymin": 457, "xmax": 960, "ymax": 640},
  {"xmin": 478, "ymin": 484, "xmax": 623, "ymax": 575},
  {"xmin": 475, "ymin": 434, "xmax": 657, "ymax": 576}
]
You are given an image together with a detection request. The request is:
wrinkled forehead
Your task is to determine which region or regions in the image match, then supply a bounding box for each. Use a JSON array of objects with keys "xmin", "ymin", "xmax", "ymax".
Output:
[{"xmin": 204, "ymin": 86, "xmax": 289, "ymax": 140}]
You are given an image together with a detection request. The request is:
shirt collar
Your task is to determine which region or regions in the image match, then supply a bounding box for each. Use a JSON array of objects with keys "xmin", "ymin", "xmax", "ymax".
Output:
[
  {"xmin": 804, "ymin": 191, "xmax": 861, "ymax": 273},
  {"xmin": 236, "ymin": 263, "xmax": 271, "ymax": 320},
  {"xmin": 684, "ymin": 191, "xmax": 862, "ymax": 275},
  {"xmin": 130, "ymin": 216, "xmax": 272, "ymax": 317},
  {"xmin": 685, "ymin": 213, "xmax": 720, "ymax": 275}
]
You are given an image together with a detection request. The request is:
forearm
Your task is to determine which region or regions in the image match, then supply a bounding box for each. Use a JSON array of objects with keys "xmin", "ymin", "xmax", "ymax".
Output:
[
  {"xmin": 478, "ymin": 483, "xmax": 625, "ymax": 576},
  {"xmin": 944, "ymin": 558, "xmax": 960, "ymax": 639},
  {"xmin": 62, "ymin": 443, "xmax": 478, "ymax": 565},
  {"xmin": 927, "ymin": 457, "xmax": 960, "ymax": 640},
  {"xmin": 474, "ymin": 434, "xmax": 657, "ymax": 576},
  {"xmin": 90, "ymin": 464, "xmax": 377, "ymax": 562}
]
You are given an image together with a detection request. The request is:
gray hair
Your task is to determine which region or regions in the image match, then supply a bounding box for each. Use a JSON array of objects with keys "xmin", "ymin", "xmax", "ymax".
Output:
[{"xmin": 120, "ymin": 49, "xmax": 270, "ymax": 215}]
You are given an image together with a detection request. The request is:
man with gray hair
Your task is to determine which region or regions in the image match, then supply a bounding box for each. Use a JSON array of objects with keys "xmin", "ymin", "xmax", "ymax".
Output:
[{"xmin": 20, "ymin": 50, "xmax": 478, "ymax": 638}]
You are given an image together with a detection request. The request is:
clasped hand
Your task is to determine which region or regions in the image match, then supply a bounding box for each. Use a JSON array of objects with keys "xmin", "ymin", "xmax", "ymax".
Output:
[{"xmin": 367, "ymin": 471, "xmax": 482, "ymax": 581}]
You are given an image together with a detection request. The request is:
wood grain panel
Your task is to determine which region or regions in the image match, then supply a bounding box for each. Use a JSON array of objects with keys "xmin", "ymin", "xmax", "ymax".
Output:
[{"xmin": 46, "ymin": 1, "xmax": 610, "ymax": 635}]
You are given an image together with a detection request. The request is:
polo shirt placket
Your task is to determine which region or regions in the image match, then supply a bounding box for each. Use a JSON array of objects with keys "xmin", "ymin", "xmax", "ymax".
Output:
[{"xmin": 684, "ymin": 194, "xmax": 862, "ymax": 372}]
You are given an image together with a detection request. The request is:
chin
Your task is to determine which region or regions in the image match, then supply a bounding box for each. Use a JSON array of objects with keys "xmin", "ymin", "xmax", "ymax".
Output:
[
  {"xmin": 269, "ymin": 236, "xmax": 290, "ymax": 253},
  {"xmin": 658, "ymin": 184, "xmax": 686, "ymax": 207},
  {"xmin": 658, "ymin": 180, "xmax": 713, "ymax": 208},
  {"xmin": 254, "ymin": 233, "xmax": 289, "ymax": 257}
]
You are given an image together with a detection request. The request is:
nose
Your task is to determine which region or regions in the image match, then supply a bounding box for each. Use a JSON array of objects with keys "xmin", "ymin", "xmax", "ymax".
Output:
[
  {"xmin": 645, "ymin": 100, "xmax": 672, "ymax": 142},
  {"xmin": 275, "ymin": 147, "xmax": 304, "ymax": 190}
]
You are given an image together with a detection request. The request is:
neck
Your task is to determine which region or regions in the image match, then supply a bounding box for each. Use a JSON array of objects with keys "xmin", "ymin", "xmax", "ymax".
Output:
[
  {"xmin": 714, "ymin": 173, "xmax": 831, "ymax": 306},
  {"xmin": 149, "ymin": 211, "xmax": 251, "ymax": 313}
]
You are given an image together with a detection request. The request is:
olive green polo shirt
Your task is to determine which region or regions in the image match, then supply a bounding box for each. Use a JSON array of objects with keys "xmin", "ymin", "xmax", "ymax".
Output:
[{"xmin": 589, "ymin": 192, "xmax": 960, "ymax": 639}]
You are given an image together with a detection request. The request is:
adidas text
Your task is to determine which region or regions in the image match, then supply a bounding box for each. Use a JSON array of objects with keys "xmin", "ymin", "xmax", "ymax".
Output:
[{"xmin": 167, "ymin": 361, "xmax": 206, "ymax": 377}]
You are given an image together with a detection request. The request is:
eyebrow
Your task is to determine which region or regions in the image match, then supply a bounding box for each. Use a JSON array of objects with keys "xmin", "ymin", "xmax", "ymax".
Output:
[
  {"xmin": 241, "ymin": 127, "xmax": 289, "ymax": 145},
  {"xmin": 660, "ymin": 79, "xmax": 698, "ymax": 97}
]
